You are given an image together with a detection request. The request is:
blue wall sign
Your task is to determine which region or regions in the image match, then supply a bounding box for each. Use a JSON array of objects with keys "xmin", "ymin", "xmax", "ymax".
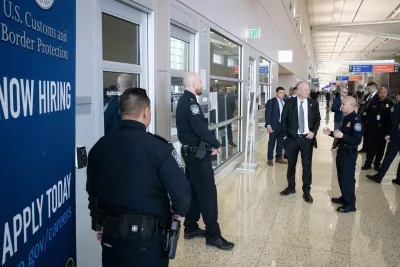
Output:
[
  {"xmin": 259, "ymin": 66, "xmax": 269, "ymax": 73},
  {"xmin": 0, "ymin": 0, "xmax": 76, "ymax": 266},
  {"xmin": 336, "ymin": 76, "xmax": 349, "ymax": 81},
  {"xmin": 329, "ymin": 82, "xmax": 337, "ymax": 86},
  {"xmin": 349, "ymin": 65, "xmax": 373, "ymax": 72}
]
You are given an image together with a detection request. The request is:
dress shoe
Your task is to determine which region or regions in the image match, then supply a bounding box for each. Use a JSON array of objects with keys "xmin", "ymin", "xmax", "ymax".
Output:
[
  {"xmin": 361, "ymin": 164, "xmax": 371, "ymax": 170},
  {"xmin": 337, "ymin": 205, "xmax": 356, "ymax": 213},
  {"xmin": 331, "ymin": 197, "xmax": 344, "ymax": 204},
  {"xmin": 392, "ymin": 179, "xmax": 400, "ymax": 186},
  {"xmin": 303, "ymin": 193, "xmax": 313, "ymax": 203},
  {"xmin": 366, "ymin": 174, "xmax": 382, "ymax": 184},
  {"xmin": 206, "ymin": 236, "xmax": 234, "ymax": 250},
  {"xmin": 267, "ymin": 160, "xmax": 273, "ymax": 166},
  {"xmin": 280, "ymin": 187, "xmax": 296, "ymax": 196},
  {"xmin": 229, "ymin": 142, "xmax": 237, "ymax": 147},
  {"xmin": 184, "ymin": 228, "xmax": 207, "ymax": 240},
  {"xmin": 275, "ymin": 159, "xmax": 287, "ymax": 164}
]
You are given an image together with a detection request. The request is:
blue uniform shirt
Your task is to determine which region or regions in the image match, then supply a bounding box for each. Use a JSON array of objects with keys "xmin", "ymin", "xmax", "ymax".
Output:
[
  {"xmin": 86, "ymin": 120, "xmax": 191, "ymax": 217},
  {"xmin": 331, "ymin": 111, "xmax": 363, "ymax": 146},
  {"xmin": 176, "ymin": 90, "xmax": 220, "ymax": 148}
]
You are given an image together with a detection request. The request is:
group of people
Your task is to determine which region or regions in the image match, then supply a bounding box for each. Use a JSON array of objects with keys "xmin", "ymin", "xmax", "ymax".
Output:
[
  {"xmin": 266, "ymin": 81, "xmax": 400, "ymax": 215},
  {"xmin": 87, "ymin": 72, "xmax": 233, "ymax": 267}
]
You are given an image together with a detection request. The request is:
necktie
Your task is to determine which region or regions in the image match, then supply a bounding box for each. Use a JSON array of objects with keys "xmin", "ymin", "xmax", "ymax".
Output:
[{"xmin": 299, "ymin": 101, "xmax": 305, "ymax": 134}]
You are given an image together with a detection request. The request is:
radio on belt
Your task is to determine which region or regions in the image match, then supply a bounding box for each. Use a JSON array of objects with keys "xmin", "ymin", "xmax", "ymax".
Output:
[{"xmin": 75, "ymin": 146, "xmax": 88, "ymax": 169}]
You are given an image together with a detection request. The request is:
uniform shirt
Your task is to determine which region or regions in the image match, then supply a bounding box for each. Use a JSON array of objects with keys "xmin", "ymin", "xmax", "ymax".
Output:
[
  {"xmin": 389, "ymin": 103, "xmax": 400, "ymax": 138},
  {"xmin": 86, "ymin": 120, "xmax": 191, "ymax": 217},
  {"xmin": 331, "ymin": 111, "xmax": 363, "ymax": 146},
  {"xmin": 176, "ymin": 90, "xmax": 220, "ymax": 148},
  {"xmin": 365, "ymin": 98, "xmax": 393, "ymax": 133}
]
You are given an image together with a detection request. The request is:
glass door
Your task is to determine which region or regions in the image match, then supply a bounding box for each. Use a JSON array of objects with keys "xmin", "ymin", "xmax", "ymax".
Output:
[
  {"xmin": 101, "ymin": 0, "xmax": 148, "ymax": 135},
  {"xmin": 170, "ymin": 25, "xmax": 195, "ymax": 142}
]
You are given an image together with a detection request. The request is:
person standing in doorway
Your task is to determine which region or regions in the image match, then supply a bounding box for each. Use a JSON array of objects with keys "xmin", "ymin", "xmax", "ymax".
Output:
[
  {"xmin": 265, "ymin": 87, "xmax": 287, "ymax": 166},
  {"xmin": 280, "ymin": 81, "xmax": 321, "ymax": 203}
]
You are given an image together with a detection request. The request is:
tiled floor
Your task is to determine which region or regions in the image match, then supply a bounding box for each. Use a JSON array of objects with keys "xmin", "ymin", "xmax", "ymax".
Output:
[{"xmin": 170, "ymin": 106, "xmax": 400, "ymax": 267}]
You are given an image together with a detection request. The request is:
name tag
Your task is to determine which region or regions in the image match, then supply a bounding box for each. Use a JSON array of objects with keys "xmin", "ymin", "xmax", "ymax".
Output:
[{"xmin": 377, "ymin": 115, "xmax": 381, "ymax": 121}]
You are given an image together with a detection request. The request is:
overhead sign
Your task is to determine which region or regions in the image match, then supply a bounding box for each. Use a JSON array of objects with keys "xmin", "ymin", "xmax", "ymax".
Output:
[
  {"xmin": 349, "ymin": 64, "xmax": 399, "ymax": 73},
  {"xmin": 336, "ymin": 76, "xmax": 349, "ymax": 81},
  {"xmin": 1, "ymin": 1, "xmax": 76, "ymax": 267},
  {"xmin": 373, "ymin": 64, "xmax": 399, "ymax": 73},
  {"xmin": 329, "ymin": 82, "xmax": 337, "ymax": 86},
  {"xmin": 247, "ymin": 29, "xmax": 261, "ymax": 38},
  {"xmin": 349, "ymin": 76, "xmax": 361, "ymax": 81},
  {"xmin": 349, "ymin": 65, "xmax": 373, "ymax": 72}
]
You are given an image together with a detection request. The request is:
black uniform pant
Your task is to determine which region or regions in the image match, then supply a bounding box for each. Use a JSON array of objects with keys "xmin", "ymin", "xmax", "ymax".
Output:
[
  {"xmin": 365, "ymin": 126, "xmax": 387, "ymax": 167},
  {"xmin": 102, "ymin": 232, "xmax": 168, "ymax": 267},
  {"xmin": 182, "ymin": 153, "xmax": 221, "ymax": 238},
  {"xmin": 378, "ymin": 137, "xmax": 400, "ymax": 179},
  {"xmin": 336, "ymin": 146, "xmax": 358, "ymax": 208},
  {"xmin": 286, "ymin": 136, "xmax": 314, "ymax": 194}
]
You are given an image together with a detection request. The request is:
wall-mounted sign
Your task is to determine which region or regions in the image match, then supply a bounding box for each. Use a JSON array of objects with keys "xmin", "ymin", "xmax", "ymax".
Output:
[
  {"xmin": 259, "ymin": 66, "xmax": 269, "ymax": 73},
  {"xmin": 247, "ymin": 29, "xmax": 261, "ymax": 38},
  {"xmin": 349, "ymin": 65, "xmax": 373, "ymax": 72},
  {"xmin": 1, "ymin": 0, "xmax": 77, "ymax": 267}
]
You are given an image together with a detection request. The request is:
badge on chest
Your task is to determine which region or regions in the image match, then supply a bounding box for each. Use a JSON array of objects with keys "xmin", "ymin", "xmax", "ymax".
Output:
[{"xmin": 347, "ymin": 122, "xmax": 351, "ymax": 127}]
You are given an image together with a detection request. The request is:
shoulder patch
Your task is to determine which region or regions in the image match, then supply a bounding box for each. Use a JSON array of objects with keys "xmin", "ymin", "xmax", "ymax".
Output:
[
  {"xmin": 190, "ymin": 104, "xmax": 200, "ymax": 115},
  {"xmin": 354, "ymin": 123, "xmax": 362, "ymax": 132},
  {"xmin": 391, "ymin": 106, "xmax": 395, "ymax": 113},
  {"xmin": 172, "ymin": 150, "xmax": 184, "ymax": 168},
  {"xmin": 150, "ymin": 133, "xmax": 170, "ymax": 143}
]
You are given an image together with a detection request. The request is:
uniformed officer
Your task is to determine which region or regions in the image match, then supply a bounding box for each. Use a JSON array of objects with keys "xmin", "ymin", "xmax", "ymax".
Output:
[
  {"xmin": 323, "ymin": 96, "xmax": 363, "ymax": 213},
  {"xmin": 176, "ymin": 72, "xmax": 234, "ymax": 250},
  {"xmin": 357, "ymin": 82, "xmax": 378, "ymax": 153},
  {"xmin": 86, "ymin": 87, "xmax": 191, "ymax": 267},
  {"xmin": 361, "ymin": 87, "xmax": 393, "ymax": 171},
  {"xmin": 367, "ymin": 97, "xmax": 400, "ymax": 185}
]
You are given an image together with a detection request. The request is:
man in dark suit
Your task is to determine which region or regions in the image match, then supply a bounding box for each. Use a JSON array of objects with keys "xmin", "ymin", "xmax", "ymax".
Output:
[
  {"xmin": 331, "ymin": 88, "xmax": 349, "ymax": 149},
  {"xmin": 265, "ymin": 87, "xmax": 287, "ymax": 166},
  {"xmin": 358, "ymin": 82, "xmax": 378, "ymax": 152},
  {"xmin": 280, "ymin": 81, "xmax": 321, "ymax": 203}
]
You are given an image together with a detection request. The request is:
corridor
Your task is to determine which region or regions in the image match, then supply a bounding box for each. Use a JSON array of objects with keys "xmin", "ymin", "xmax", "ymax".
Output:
[{"xmin": 171, "ymin": 106, "xmax": 400, "ymax": 267}]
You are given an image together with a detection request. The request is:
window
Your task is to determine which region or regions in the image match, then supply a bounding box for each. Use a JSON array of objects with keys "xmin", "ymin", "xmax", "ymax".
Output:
[
  {"xmin": 101, "ymin": 1, "xmax": 147, "ymax": 135},
  {"xmin": 258, "ymin": 57, "xmax": 271, "ymax": 135},
  {"xmin": 171, "ymin": 37, "xmax": 189, "ymax": 71},
  {"xmin": 210, "ymin": 30, "xmax": 242, "ymax": 168}
]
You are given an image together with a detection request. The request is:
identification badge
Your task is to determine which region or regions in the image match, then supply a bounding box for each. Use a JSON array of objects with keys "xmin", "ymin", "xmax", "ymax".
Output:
[
  {"xmin": 347, "ymin": 122, "xmax": 351, "ymax": 127},
  {"xmin": 363, "ymin": 112, "xmax": 366, "ymax": 115},
  {"xmin": 377, "ymin": 114, "xmax": 381, "ymax": 121},
  {"xmin": 386, "ymin": 104, "xmax": 389, "ymax": 108}
]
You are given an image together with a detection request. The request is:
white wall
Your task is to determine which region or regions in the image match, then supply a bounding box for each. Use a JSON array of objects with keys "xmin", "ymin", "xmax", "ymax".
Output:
[
  {"xmin": 278, "ymin": 74, "xmax": 297, "ymax": 92},
  {"xmin": 176, "ymin": 0, "xmax": 316, "ymax": 80}
]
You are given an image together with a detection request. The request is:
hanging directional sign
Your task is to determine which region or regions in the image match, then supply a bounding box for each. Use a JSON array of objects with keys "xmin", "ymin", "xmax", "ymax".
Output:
[
  {"xmin": 336, "ymin": 76, "xmax": 349, "ymax": 81},
  {"xmin": 349, "ymin": 65, "xmax": 373, "ymax": 72}
]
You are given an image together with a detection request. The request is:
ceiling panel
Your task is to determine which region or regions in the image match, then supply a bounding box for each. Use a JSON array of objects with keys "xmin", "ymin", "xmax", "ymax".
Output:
[
  {"xmin": 379, "ymin": 40, "xmax": 400, "ymax": 51},
  {"xmin": 340, "ymin": 0, "xmax": 363, "ymax": 23},
  {"xmin": 353, "ymin": 0, "xmax": 400, "ymax": 22}
]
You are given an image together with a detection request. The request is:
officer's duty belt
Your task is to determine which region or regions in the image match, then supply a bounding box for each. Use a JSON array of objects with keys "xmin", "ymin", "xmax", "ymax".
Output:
[
  {"xmin": 103, "ymin": 213, "xmax": 169, "ymax": 240},
  {"xmin": 183, "ymin": 145, "xmax": 213, "ymax": 153}
]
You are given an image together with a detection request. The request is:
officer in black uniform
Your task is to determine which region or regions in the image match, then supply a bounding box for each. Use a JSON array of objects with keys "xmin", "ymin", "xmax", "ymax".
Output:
[
  {"xmin": 367, "ymin": 97, "xmax": 400, "ymax": 185},
  {"xmin": 361, "ymin": 87, "xmax": 392, "ymax": 171},
  {"xmin": 323, "ymin": 96, "xmax": 363, "ymax": 213},
  {"xmin": 358, "ymin": 82, "xmax": 378, "ymax": 153},
  {"xmin": 86, "ymin": 88, "xmax": 191, "ymax": 267},
  {"xmin": 176, "ymin": 72, "xmax": 234, "ymax": 250}
]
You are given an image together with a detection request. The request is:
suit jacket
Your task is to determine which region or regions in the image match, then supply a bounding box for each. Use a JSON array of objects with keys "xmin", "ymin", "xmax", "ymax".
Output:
[
  {"xmin": 331, "ymin": 96, "xmax": 343, "ymax": 123},
  {"xmin": 358, "ymin": 93, "xmax": 378, "ymax": 116},
  {"xmin": 265, "ymin": 97, "xmax": 284, "ymax": 131},
  {"xmin": 281, "ymin": 97, "xmax": 321, "ymax": 148}
]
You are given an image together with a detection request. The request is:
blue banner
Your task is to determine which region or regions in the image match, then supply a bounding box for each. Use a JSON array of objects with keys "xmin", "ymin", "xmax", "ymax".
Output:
[
  {"xmin": 349, "ymin": 65, "xmax": 373, "ymax": 72},
  {"xmin": 0, "ymin": 0, "xmax": 76, "ymax": 267},
  {"xmin": 336, "ymin": 76, "xmax": 349, "ymax": 81},
  {"xmin": 329, "ymin": 82, "xmax": 337, "ymax": 86}
]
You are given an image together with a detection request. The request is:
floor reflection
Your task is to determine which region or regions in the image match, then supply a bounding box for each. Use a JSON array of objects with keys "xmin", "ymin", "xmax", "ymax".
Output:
[{"xmin": 171, "ymin": 105, "xmax": 400, "ymax": 267}]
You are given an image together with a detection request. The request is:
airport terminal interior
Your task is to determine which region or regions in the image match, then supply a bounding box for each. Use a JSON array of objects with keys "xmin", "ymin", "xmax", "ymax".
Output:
[{"xmin": 2, "ymin": 0, "xmax": 400, "ymax": 266}]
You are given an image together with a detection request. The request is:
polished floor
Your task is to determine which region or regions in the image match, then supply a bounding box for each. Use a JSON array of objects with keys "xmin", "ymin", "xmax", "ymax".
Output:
[{"xmin": 171, "ymin": 105, "xmax": 400, "ymax": 267}]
